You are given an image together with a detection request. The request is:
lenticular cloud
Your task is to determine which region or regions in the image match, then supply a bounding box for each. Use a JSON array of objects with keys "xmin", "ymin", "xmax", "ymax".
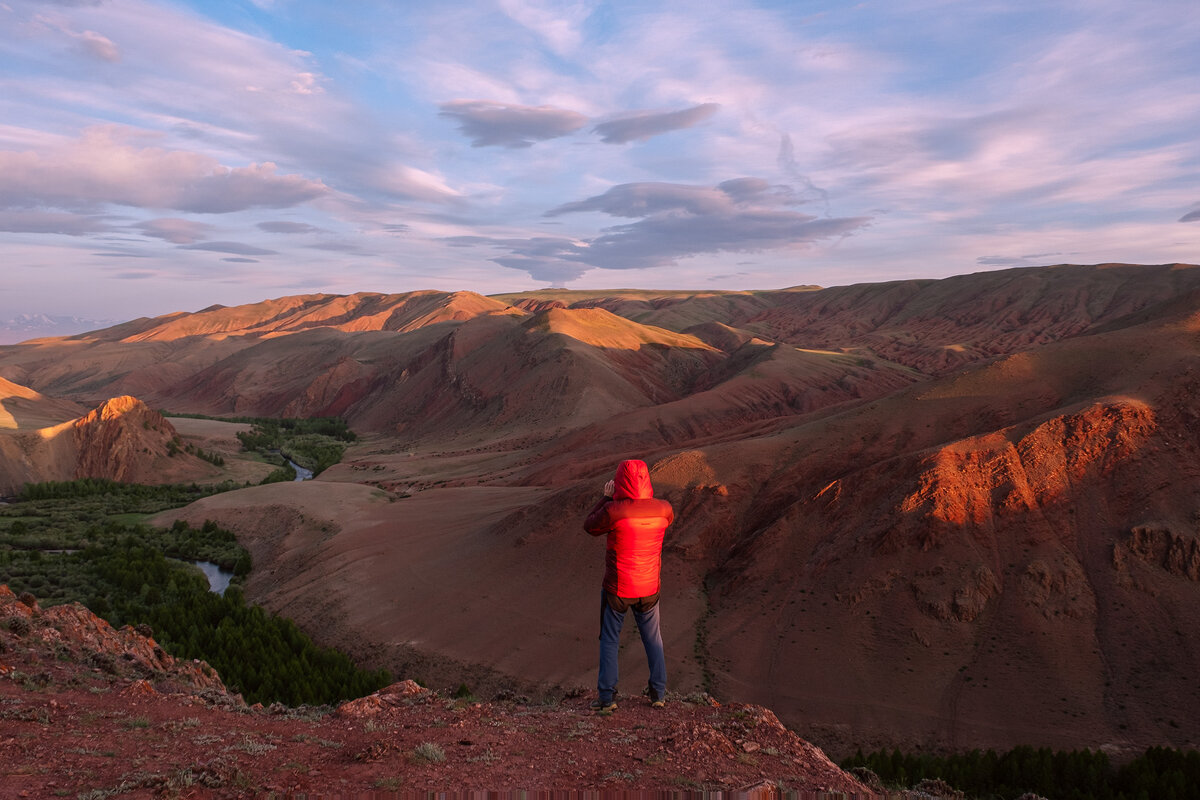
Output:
[
  {"xmin": 592, "ymin": 103, "xmax": 720, "ymax": 144},
  {"xmin": 438, "ymin": 100, "xmax": 588, "ymax": 148},
  {"xmin": 451, "ymin": 179, "xmax": 871, "ymax": 282}
]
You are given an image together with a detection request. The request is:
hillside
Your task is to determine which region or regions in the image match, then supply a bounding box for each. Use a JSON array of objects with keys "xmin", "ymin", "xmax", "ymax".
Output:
[
  {"xmin": 4, "ymin": 263, "xmax": 1200, "ymax": 759},
  {"xmin": 0, "ymin": 376, "xmax": 84, "ymax": 430},
  {"xmin": 0, "ymin": 585, "xmax": 871, "ymax": 796}
]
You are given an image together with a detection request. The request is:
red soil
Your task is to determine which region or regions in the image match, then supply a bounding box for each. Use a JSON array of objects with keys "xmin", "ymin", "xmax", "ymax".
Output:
[{"xmin": 0, "ymin": 586, "xmax": 872, "ymax": 797}]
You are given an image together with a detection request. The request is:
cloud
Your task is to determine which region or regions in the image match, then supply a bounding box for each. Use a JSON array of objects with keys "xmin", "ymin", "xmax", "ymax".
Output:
[
  {"xmin": 976, "ymin": 256, "xmax": 1030, "ymax": 267},
  {"xmin": 489, "ymin": 237, "xmax": 591, "ymax": 282},
  {"xmin": 136, "ymin": 218, "xmax": 214, "ymax": 244},
  {"xmin": 580, "ymin": 207, "xmax": 869, "ymax": 271},
  {"xmin": 222, "ymin": 257, "xmax": 259, "ymax": 263},
  {"xmin": 0, "ymin": 126, "xmax": 327, "ymax": 214},
  {"xmin": 376, "ymin": 163, "xmax": 463, "ymax": 203},
  {"xmin": 777, "ymin": 134, "xmax": 830, "ymax": 212},
  {"xmin": 74, "ymin": 29, "xmax": 121, "ymax": 62},
  {"xmin": 497, "ymin": 0, "xmax": 594, "ymax": 57},
  {"xmin": 546, "ymin": 179, "xmax": 805, "ymax": 218},
  {"xmin": 180, "ymin": 241, "xmax": 278, "ymax": 256},
  {"xmin": 258, "ymin": 220, "xmax": 321, "ymax": 234},
  {"xmin": 439, "ymin": 100, "xmax": 588, "ymax": 148},
  {"xmin": 458, "ymin": 179, "xmax": 871, "ymax": 282},
  {"xmin": 593, "ymin": 103, "xmax": 720, "ymax": 144},
  {"xmin": 307, "ymin": 241, "xmax": 368, "ymax": 253},
  {"xmin": 30, "ymin": 13, "xmax": 121, "ymax": 62},
  {"xmin": 93, "ymin": 251, "xmax": 152, "ymax": 258},
  {"xmin": 1181, "ymin": 209, "xmax": 1200, "ymax": 223},
  {"xmin": 0, "ymin": 210, "xmax": 111, "ymax": 236}
]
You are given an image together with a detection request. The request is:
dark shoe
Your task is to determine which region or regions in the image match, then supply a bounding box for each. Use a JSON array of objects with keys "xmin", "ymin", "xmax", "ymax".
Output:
[{"xmin": 589, "ymin": 698, "xmax": 617, "ymax": 715}]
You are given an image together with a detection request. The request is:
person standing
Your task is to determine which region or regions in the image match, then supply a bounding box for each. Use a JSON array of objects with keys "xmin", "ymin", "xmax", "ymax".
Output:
[{"xmin": 584, "ymin": 459, "xmax": 674, "ymax": 715}]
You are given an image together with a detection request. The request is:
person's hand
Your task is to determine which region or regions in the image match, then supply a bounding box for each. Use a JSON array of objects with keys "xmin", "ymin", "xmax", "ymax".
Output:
[{"xmin": 603, "ymin": 480, "xmax": 615, "ymax": 497}]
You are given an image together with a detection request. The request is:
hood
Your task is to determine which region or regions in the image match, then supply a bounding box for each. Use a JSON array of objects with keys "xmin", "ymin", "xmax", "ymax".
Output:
[{"xmin": 613, "ymin": 459, "xmax": 653, "ymax": 500}]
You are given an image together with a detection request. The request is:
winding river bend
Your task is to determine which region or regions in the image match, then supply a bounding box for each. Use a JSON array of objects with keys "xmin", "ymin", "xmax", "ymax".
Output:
[
  {"xmin": 288, "ymin": 459, "xmax": 313, "ymax": 481},
  {"xmin": 192, "ymin": 458, "xmax": 312, "ymax": 594}
]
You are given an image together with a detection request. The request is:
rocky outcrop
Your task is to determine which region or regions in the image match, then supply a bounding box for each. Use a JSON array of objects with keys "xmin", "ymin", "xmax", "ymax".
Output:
[
  {"xmin": 0, "ymin": 584, "xmax": 225, "ymax": 693},
  {"xmin": 0, "ymin": 393, "xmax": 215, "ymax": 494},
  {"xmin": 895, "ymin": 400, "xmax": 1155, "ymax": 541},
  {"xmin": 1114, "ymin": 524, "xmax": 1200, "ymax": 582},
  {"xmin": 72, "ymin": 395, "xmax": 179, "ymax": 482},
  {"xmin": 335, "ymin": 678, "xmax": 429, "ymax": 716}
]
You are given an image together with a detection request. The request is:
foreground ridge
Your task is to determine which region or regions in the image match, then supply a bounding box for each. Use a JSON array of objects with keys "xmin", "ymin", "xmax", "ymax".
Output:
[{"xmin": 0, "ymin": 586, "xmax": 873, "ymax": 796}]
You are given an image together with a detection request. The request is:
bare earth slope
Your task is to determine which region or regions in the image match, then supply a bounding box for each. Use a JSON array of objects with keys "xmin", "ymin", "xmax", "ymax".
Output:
[
  {"xmin": 6, "ymin": 263, "xmax": 1200, "ymax": 759},
  {"xmin": 0, "ymin": 376, "xmax": 84, "ymax": 430}
]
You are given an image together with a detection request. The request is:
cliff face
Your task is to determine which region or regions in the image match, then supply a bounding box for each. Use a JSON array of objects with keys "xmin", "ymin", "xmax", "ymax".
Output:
[
  {"xmin": 0, "ymin": 585, "xmax": 873, "ymax": 796},
  {"xmin": 72, "ymin": 395, "xmax": 179, "ymax": 483}
]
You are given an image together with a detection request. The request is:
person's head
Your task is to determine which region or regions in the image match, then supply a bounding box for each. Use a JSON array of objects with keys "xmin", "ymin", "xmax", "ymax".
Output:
[{"xmin": 613, "ymin": 459, "xmax": 652, "ymax": 500}]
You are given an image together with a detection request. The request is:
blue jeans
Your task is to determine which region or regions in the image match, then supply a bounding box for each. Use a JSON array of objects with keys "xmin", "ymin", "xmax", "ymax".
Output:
[{"xmin": 597, "ymin": 590, "xmax": 666, "ymax": 703}]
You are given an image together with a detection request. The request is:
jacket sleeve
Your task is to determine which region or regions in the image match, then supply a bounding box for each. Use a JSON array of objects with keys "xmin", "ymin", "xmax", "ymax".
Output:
[{"xmin": 583, "ymin": 497, "xmax": 613, "ymax": 536}]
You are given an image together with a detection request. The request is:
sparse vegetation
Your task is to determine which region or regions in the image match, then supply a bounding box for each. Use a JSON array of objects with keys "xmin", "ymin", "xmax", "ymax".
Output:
[
  {"xmin": 374, "ymin": 777, "xmax": 404, "ymax": 790},
  {"xmin": 411, "ymin": 742, "xmax": 446, "ymax": 764},
  {"xmin": 167, "ymin": 437, "xmax": 226, "ymax": 466},
  {"xmin": 157, "ymin": 412, "xmax": 356, "ymax": 476}
]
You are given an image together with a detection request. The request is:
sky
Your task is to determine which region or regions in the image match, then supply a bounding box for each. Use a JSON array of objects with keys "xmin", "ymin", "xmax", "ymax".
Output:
[{"xmin": 1, "ymin": 0, "xmax": 1198, "ymax": 322}]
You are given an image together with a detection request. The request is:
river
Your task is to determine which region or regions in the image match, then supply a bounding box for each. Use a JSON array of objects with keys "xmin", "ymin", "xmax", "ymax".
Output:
[
  {"xmin": 192, "ymin": 457, "xmax": 308, "ymax": 595},
  {"xmin": 289, "ymin": 458, "xmax": 313, "ymax": 481},
  {"xmin": 193, "ymin": 561, "xmax": 234, "ymax": 595}
]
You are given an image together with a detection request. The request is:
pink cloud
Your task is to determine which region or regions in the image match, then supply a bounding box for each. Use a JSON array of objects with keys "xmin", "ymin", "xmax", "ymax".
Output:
[
  {"xmin": 0, "ymin": 126, "xmax": 327, "ymax": 213},
  {"xmin": 136, "ymin": 217, "xmax": 214, "ymax": 244},
  {"xmin": 75, "ymin": 29, "xmax": 120, "ymax": 62}
]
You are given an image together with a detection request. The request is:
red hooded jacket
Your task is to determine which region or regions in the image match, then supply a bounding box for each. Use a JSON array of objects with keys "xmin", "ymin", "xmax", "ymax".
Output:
[{"xmin": 584, "ymin": 460, "xmax": 674, "ymax": 598}]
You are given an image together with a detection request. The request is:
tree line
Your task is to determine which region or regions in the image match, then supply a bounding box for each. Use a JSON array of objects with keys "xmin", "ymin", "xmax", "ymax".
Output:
[
  {"xmin": 234, "ymin": 418, "xmax": 353, "ymax": 476},
  {"xmin": 844, "ymin": 744, "xmax": 1200, "ymax": 799}
]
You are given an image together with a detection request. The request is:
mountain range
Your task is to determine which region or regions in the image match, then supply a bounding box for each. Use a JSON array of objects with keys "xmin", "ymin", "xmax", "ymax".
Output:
[
  {"xmin": 4, "ymin": 262, "xmax": 1200, "ymax": 759},
  {"xmin": 0, "ymin": 313, "xmax": 120, "ymax": 345}
]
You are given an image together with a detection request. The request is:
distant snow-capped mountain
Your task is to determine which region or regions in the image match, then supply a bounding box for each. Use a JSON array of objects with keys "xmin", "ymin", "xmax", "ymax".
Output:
[{"xmin": 0, "ymin": 313, "xmax": 121, "ymax": 344}]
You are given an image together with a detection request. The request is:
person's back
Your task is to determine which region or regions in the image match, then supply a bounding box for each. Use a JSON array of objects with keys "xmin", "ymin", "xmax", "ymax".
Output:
[{"xmin": 584, "ymin": 459, "xmax": 674, "ymax": 714}]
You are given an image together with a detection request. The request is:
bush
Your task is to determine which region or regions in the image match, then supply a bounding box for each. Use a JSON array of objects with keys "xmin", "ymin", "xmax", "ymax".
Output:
[{"xmin": 411, "ymin": 742, "xmax": 446, "ymax": 764}]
